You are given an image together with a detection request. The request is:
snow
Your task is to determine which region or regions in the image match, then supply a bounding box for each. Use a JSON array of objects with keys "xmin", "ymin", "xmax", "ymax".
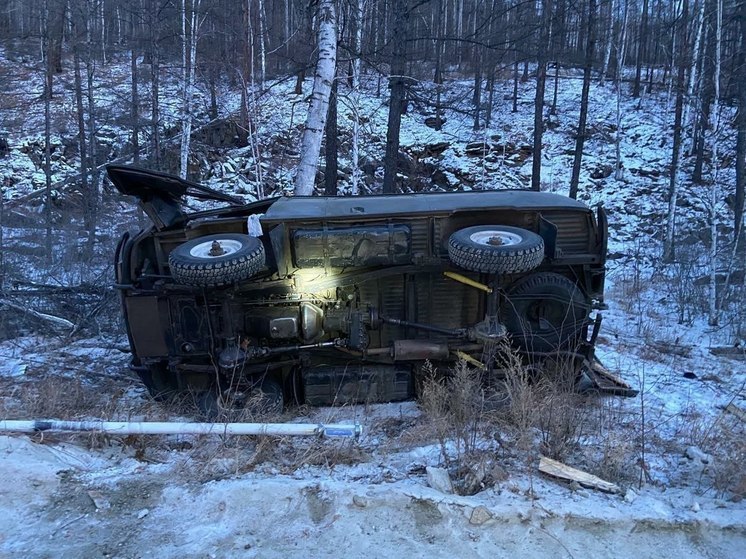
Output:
[{"xmin": 1, "ymin": 46, "xmax": 745, "ymax": 557}]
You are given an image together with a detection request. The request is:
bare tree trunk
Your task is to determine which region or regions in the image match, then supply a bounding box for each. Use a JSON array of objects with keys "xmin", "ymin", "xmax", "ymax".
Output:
[
  {"xmin": 512, "ymin": 58, "xmax": 518, "ymax": 112},
  {"xmin": 663, "ymin": 0, "xmax": 689, "ymax": 262},
  {"xmin": 43, "ymin": 0, "xmax": 53, "ymax": 261},
  {"xmin": 472, "ymin": 45, "xmax": 482, "ymax": 131},
  {"xmin": 86, "ymin": 0, "xmax": 99, "ymax": 255},
  {"xmin": 382, "ymin": 0, "xmax": 408, "ymax": 194},
  {"xmin": 433, "ymin": 0, "xmax": 445, "ymax": 130},
  {"xmin": 150, "ymin": 0, "xmax": 160, "ymax": 166},
  {"xmin": 531, "ymin": 0, "xmax": 553, "ymax": 192},
  {"xmin": 569, "ymin": 0, "xmax": 596, "ymax": 199},
  {"xmin": 350, "ymin": 0, "xmax": 364, "ymax": 195},
  {"xmin": 694, "ymin": 19, "xmax": 713, "ymax": 183},
  {"xmin": 99, "ymin": 0, "xmax": 106, "ymax": 64},
  {"xmin": 599, "ymin": 0, "xmax": 615, "ymax": 86},
  {"xmin": 683, "ymin": 0, "xmax": 706, "ymax": 142},
  {"xmin": 73, "ymin": 41, "xmax": 89, "ymax": 232},
  {"xmin": 131, "ymin": 46, "xmax": 140, "ymax": 163},
  {"xmin": 708, "ymin": 0, "xmax": 722, "ymax": 326},
  {"xmin": 0, "ymin": 179, "xmax": 4, "ymax": 287},
  {"xmin": 294, "ymin": 0, "xmax": 337, "ymax": 195},
  {"xmin": 734, "ymin": 0, "xmax": 746, "ymax": 245},
  {"xmin": 324, "ymin": 74, "xmax": 338, "ymax": 195},
  {"xmin": 614, "ymin": 0, "xmax": 629, "ymax": 181},
  {"xmin": 550, "ymin": 58, "xmax": 559, "ymax": 115},
  {"xmin": 632, "ymin": 0, "xmax": 649, "ymax": 98}
]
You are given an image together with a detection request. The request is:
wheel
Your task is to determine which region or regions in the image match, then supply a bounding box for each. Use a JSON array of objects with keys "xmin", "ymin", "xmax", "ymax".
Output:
[
  {"xmin": 447, "ymin": 225, "xmax": 544, "ymax": 274},
  {"xmin": 135, "ymin": 363, "xmax": 178, "ymax": 401},
  {"xmin": 246, "ymin": 378, "xmax": 284, "ymax": 416},
  {"xmin": 500, "ymin": 272, "xmax": 590, "ymax": 353},
  {"xmin": 197, "ymin": 378, "xmax": 284, "ymax": 421},
  {"xmin": 168, "ymin": 233, "xmax": 265, "ymax": 287}
]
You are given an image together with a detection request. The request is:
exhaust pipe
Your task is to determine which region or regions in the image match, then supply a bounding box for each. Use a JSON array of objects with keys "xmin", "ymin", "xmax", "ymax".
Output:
[{"xmin": 0, "ymin": 420, "xmax": 362, "ymax": 439}]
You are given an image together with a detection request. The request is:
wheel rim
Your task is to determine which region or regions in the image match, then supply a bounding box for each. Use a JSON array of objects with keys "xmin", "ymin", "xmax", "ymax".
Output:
[
  {"xmin": 189, "ymin": 239, "xmax": 243, "ymax": 259},
  {"xmin": 469, "ymin": 230, "xmax": 522, "ymax": 247}
]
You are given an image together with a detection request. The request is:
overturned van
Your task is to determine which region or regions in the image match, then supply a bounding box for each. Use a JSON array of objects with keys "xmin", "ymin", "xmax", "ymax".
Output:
[{"xmin": 110, "ymin": 165, "xmax": 632, "ymax": 413}]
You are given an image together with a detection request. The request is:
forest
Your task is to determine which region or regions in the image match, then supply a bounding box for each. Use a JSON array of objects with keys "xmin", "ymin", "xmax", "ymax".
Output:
[{"xmin": 0, "ymin": 1, "xmax": 744, "ymax": 324}]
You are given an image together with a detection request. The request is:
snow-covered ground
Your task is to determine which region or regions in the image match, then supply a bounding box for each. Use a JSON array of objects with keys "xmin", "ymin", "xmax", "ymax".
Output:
[{"xmin": 1, "ymin": 49, "xmax": 745, "ymax": 557}]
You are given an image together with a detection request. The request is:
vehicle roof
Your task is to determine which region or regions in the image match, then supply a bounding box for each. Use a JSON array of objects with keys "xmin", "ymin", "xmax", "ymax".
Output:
[{"xmin": 262, "ymin": 189, "xmax": 589, "ymax": 221}]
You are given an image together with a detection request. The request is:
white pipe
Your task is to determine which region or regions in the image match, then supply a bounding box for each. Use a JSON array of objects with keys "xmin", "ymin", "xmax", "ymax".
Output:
[{"xmin": 0, "ymin": 420, "xmax": 362, "ymax": 439}]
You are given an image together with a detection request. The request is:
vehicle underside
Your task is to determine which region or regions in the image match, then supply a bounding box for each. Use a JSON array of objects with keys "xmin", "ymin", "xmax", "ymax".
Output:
[{"xmin": 110, "ymin": 165, "xmax": 636, "ymax": 413}]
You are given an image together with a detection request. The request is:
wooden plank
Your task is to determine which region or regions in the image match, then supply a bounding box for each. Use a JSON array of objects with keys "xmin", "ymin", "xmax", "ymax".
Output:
[{"xmin": 539, "ymin": 456, "xmax": 621, "ymax": 494}]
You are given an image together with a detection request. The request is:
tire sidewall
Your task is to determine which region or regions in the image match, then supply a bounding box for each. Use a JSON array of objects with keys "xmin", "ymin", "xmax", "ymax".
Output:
[{"xmin": 501, "ymin": 272, "xmax": 590, "ymax": 353}]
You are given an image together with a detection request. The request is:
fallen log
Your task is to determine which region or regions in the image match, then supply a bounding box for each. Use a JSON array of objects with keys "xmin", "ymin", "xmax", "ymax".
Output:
[{"xmin": 0, "ymin": 298, "xmax": 74, "ymax": 330}]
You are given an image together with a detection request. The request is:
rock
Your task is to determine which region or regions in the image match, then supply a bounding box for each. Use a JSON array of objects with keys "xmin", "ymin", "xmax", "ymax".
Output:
[
  {"xmin": 685, "ymin": 446, "xmax": 712, "ymax": 464},
  {"xmin": 590, "ymin": 164, "xmax": 613, "ymax": 180},
  {"xmin": 489, "ymin": 464, "xmax": 508, "ymax": 483},
  {"xmin": 424, "ymin": 116, "xmax": 446, "ymax": 129},
  {"xmin": 624, "ymin": 488, "xmax": 637, "ymax": 503},
  {"xmin": 465, "ymin": 142, "xmax": 490, "ymax": 157},
  {"xmin": 426, "ymin": 466, "xmax": 454, "ymax": 494},
  {"xmin": 421, "ymin": 141, "xmax": 450, "ymax": 157},
  {"xmin": 87, "ymin": 490, "xmax": 111, "ymax": 511},
  {"xmin": 352, "ymin": 495, "xmax": 368, "ymax": 508},
  {"xmin": 691, "ymin": 502, "xmax": 701, "ymax": 513},
  {"xmin": 360, "ymin": 157, "xmax": 380, "ymax": 175},
  {"xmin": 469, "ymin": 506, "xmax": 492, "ymax": 525},
  {"xmin": 137, "ymin": 508, "xmax": 149, "ymax": 519},
  {"xmin": 461, "ymin": 463, "xmax": 487, "ymax": 495}
]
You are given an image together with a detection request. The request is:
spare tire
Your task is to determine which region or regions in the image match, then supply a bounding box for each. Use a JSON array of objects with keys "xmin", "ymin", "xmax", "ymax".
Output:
[
  {"xmin": 501, "ymin": 272, "xmax": 590, "ymax": 353},
  {"xmin": 169, "ymin": 233, "xmax": 265, "ymax": 287},
  {"xmin": 447, "ymin": 225, "xmax": 544, "ymax": 274}
]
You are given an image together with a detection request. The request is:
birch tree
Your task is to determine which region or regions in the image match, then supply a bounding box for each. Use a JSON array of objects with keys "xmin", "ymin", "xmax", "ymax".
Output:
[
  {"xmin": 599, "ymin": 0, "xmax": 615, "ymax": 86},
  {"xmin": 350, "ymin": 0, "xmax": 364, "ymax": 195},
  {"xmin": 180, "ymin": 0, "xmax": 202, "ymax": 180},
  {"xmin": 294, "ymin": 0, "xmax": 337, "ymax": 196}
]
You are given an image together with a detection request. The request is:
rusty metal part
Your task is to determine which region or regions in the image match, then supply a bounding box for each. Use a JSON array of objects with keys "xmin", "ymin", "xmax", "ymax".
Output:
[{"xmin": 391, "ymin": 340, "xmax": 450, "ymax": 361}]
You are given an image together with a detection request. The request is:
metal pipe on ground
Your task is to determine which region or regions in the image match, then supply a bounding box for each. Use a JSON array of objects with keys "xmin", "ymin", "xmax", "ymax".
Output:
[{"xmin": 0, "ymin": 420, "xmax": 362, "ymax": 438}]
